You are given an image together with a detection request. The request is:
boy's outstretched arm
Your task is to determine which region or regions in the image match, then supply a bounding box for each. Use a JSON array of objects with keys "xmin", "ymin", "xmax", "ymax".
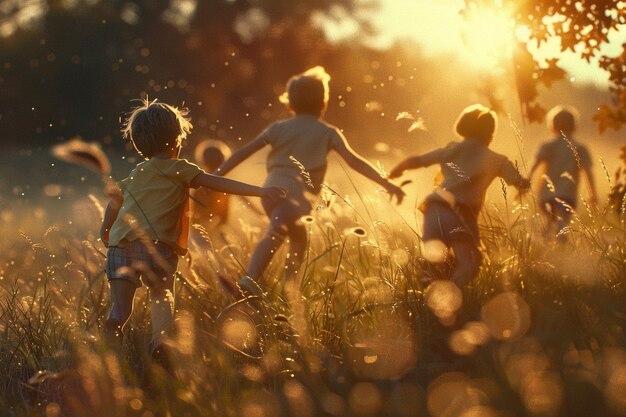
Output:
[
  {"xmin": 500, "ymin": 159, "xmax": 531, "ymax": 193},
  {"xmin": 389, "ymin": 149, "xmax": 447, "ymax": 179},
  {"xmin": 215, "ymin": 136, "xmax": 267, "ymax": 176},
  {"xmin": 330, "ymin": 134, "xmax": 405, "ymax": 204},
  {"xmin": 190, "ymin": 173, "xmax": 286, "ymax": 200},
  {"xmin": 389, "ymin": 156, "xmax": 424, "ymax": 179}
]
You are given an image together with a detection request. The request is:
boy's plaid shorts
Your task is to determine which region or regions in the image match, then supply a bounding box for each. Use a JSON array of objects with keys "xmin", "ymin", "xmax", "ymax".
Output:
[{"xmin": 106, "ymin": 240, "xmax": 178, "ymax": 288}]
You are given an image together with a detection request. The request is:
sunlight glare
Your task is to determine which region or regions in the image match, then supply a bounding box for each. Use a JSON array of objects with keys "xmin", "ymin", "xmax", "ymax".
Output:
[
  {"xmin": 459, "ymin": 5, "xmax": 516, "ymax": 70},
  {"xmin": 370, "ymin": 0, "xmax": 623, "ymax": 83}
]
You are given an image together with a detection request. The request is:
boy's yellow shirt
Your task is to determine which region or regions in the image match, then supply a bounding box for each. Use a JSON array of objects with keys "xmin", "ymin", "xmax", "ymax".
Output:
[{"xmin": 109, "ymin": 158, "xmax": 204, "ymax": 255}]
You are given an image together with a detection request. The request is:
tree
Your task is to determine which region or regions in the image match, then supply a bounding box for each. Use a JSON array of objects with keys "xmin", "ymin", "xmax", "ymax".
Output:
[
  {"xmin": 464, "ymin": 0, "xmax": 625, "ymax": 132},
  {"xmin": 0, "ymin": 0, "xmax": 374, "ymax": 147}
]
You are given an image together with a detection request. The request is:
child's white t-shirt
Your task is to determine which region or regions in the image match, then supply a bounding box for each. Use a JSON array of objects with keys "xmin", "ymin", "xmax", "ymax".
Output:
[{"xmin": 258, "ymin": 114, "xmax": 340, "ymax": 194}]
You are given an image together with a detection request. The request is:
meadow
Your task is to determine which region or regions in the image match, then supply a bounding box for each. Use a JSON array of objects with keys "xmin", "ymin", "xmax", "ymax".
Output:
[{"xmin": 0, "ymin": 168, "xmax": 624, "ymax": 417}]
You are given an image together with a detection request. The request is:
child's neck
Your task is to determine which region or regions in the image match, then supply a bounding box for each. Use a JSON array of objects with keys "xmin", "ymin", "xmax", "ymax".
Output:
[
  {"xmin": 295, "ymin": 113, "xmax": 320, "ymax": 119},
  {"xmin": 152, "ymin": 149, "xmax": 179, "ymax": 159}
]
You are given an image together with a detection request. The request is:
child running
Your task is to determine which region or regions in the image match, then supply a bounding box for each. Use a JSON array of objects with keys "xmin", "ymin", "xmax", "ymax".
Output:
[
  {"xmin": 529, "ymin": 105, "xmax": 598, "ymax": 237},
  {"xmin": 389, "ymin": 104, "xmax": 530, "ymax": 287},
  {"xmin": 100, "ymin": 99, "xmax": 286, "ymax": 363},
  {"xmin": 190, "ymin": 139, "xmax": 233, "ymax": 228},
  {"xmin": 216, "ymin": 66, "xmax": 405, "ymax": 293}
]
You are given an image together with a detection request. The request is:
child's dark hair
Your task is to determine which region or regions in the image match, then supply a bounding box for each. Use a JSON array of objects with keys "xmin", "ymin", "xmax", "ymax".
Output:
[
  {"xmin": 194, "ymin": 139, "xmax": 231, "ymax": 171},
  {"xmin": 547, "ymin": 105, "xmax": 578, "ymax": 136},
  {"xmin": 122, "ymin": 98, "xmax": 192, "ymax": 159},
  {"xmin": 279, "ymin": 66, "xmax": 330, "ymax": 117},
  {"xmin": 455, "ymin": 104, "xmax": 497, "ymax": 143}
]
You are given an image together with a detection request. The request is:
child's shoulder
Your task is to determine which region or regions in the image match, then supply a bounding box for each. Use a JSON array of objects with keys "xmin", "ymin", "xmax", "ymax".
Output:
[
  {"xmin": 269, "ymin": 116, "xmax": 293, "ymax": 127},
  {"xmin": 132, "ymin": 157, "xmax": 194, "ymax": 171},
  {"xmin": 263, "ymin": 117, "xmax": 293, "ymax": 134},
  {"xmin": 574, "ymin": 141, "xmax": 593, "ymax": 167},
  {"xmin": 319, "ymin": 119, "xmax": 341, "ymax": 133},
  {"xmin": 142, "ymin": 158, "xmax": 204, "ymax": 180},
  {"xmin": 277, "ymin": 114, "xmax": 334, "ymax": 126},
  {"xmin": 535, "ymin": 138, "xmax": 559, "ymax": 155},
  {"xmin": 271, "ymin": 115, "xmax": 339, "ymax": 136},
  {"xmin": 172, "ymin": 157, "xmax": 201, "ymax": 168},
  {"xmin": 574, "ymin": 140, "xmax": 591, "ymax": 153},
  {"xmin": 124, "ymin": 159, "xmax": 147, "ymax": 178},
  {"xmin": 444, "ymin": 140, "xmax": 462, "ymax": 149},
  {"xmin": 171, "ymin": 158, "xmax": 204, "ymax": 176}
]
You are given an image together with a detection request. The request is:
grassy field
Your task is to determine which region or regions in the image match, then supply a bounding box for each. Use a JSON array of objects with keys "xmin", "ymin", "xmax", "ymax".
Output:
[{"xmin": 0, "ymin": 182, "xmax": 624, "ymax": 417}]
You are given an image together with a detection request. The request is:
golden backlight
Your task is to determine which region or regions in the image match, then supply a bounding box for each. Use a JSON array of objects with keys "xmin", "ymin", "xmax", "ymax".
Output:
[
  {"xmin": 372, "ymin": 0, "xmax": 623, "ymax": 85},
  {"xmin": 369, "ymin": 0, "xmax": 517, "ymax": 72},
  {"xmin": 460, "ymin": 5, "xmax": 516, "ymax": 70}
]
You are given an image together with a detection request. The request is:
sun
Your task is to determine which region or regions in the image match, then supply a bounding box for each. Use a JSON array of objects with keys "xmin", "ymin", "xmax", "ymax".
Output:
[
  {"xmin": 458, "ymin": 4, "xmax": 517, "ymax": 70},
  {"xmin": 351, "ymin": 0, "xmax": 619, "ymax": 84},
  {"xmin": 369, "ymin": 1, "xmax": 517, "ymax": 72}
]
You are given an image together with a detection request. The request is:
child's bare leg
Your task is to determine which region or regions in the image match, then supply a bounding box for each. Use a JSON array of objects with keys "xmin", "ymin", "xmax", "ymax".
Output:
[
  {"xmin": 283, "ymin": 224, "xmax": 310, "ymax": 344},
  {"xmin": 106, "ymin": 280, "xmax": 137, "ymax": 348},
  {"xmin": 450, "ymin": 239, "xmax": 481, "ymax": 287},
  {"xmin": 247, "ymin": 229, "xmax": 286, "ymax": 280},
  {"xmin": 285, "ymin": 224, "xmax": 307, "ymax": 282},
  {"xmin": 247, "ymin": 209, "xmax": 289, "ymax": 280},
  {"xmin": 422, "ymin": 203, "xmax": 454, "ymax": 282},
  {"xmin": 150, "ymin": 283, "xmax": 175, "ymax": 348}
]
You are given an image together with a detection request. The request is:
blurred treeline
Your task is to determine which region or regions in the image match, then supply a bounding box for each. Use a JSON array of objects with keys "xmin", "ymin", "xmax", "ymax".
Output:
[
  {"xmin": 0, "ymin": 0, "xmax": 622, "ymax": 186},
  {"xmin": 0, "ymin": 0, "xmax": 438, "ymax": 153}
]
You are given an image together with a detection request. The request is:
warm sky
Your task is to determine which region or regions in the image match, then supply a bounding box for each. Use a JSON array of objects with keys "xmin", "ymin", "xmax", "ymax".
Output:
[
  {"xmin": 320, "ymin": 0, "xmax": 625, "ymax": 87},
  {"xmin": 378, "ymin": 0, "xmax": 625, "ymax": 86}
]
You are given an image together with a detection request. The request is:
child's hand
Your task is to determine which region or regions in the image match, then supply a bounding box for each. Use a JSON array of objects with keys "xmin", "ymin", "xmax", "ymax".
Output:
[
  {"xmin": 263, "ymin": 186, "xmax": 287, "ymax": 201},
  {"xmin": 515, "ymin": 178, "xmax": 531, "ymax": 198},
  {"xmin": 513, "ymin": 179, "xmax": 531, "ymax": 201},
  {"xmin": 388, "ymin": 165, "xmax": 405, "ymax": 180},
  {"xmin": 385, "ymin": 182, "xmax": 405, "ymax": 205}
]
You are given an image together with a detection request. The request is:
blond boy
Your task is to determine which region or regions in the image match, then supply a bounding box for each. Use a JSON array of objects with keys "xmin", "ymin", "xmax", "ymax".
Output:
[{"xmin": 100, "ymin": 99, "xmax": 285, "ymax": 363}]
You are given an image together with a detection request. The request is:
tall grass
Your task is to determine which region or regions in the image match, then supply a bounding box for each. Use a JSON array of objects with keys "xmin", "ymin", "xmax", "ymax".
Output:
[{"xmin": 0, "ymin": 185, "xmax": 624, "ymax": 417}]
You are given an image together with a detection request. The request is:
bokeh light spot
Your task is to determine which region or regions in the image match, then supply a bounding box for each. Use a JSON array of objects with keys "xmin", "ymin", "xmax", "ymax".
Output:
[
  {"xmin": 481, "ymin": 292, "xmax": 531, "ymax": 341},
  {"xmin": 423, "ymin": 240, "xmax": 448, "ymax": 263},
  {"xmin": 425, "ymin": 280, "xmax": 463, "ymax": 322}
]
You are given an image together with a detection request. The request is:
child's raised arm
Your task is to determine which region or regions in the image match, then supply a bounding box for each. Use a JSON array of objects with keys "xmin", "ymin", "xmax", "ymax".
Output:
[
  {"xmin": 389, "ymin": 148, "xmax": 447, "ymax": 179},
  {"xmin": 190, "ymin": 173, "xmax": 286, "ymax": 200},
  {"xmin": 215, "ymin": 135, "xmax": 267, "ymax": 176},
  {"xmin": 330, "ymin": 133, "xmax": 404, "ymax": 204},
  {"xmin": 499, "ymin": 159, "xmax": 531, "ymax": 192}
]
